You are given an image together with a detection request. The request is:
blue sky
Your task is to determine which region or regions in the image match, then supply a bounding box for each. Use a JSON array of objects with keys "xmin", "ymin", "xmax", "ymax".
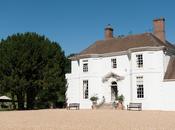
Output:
[{"xmin": 0, "ymin": 0, "xmax": 175, "ymax": 55}]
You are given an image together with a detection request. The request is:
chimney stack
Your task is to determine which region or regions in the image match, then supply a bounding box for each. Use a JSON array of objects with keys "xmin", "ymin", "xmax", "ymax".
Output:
[
  {"xmin": 105, "ymin": 24, "xmax": 114, "ymax": 40},
  {"xmin": 153, "ymin": 17, "xmax": 166, "ymax": 42}
]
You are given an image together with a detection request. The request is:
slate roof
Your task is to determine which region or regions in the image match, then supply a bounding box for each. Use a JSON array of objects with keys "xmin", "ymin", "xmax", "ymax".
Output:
[
  {"xmin": 164, "ymin": 57, "xmax": 175, "ymax": 80},
  {"xmin": 72, "ymin": 32, "xmax": 175, "ymax": 80},
  {"xmin": 80, "ymin": 33, "xmax": 175, "ymax": 55}
]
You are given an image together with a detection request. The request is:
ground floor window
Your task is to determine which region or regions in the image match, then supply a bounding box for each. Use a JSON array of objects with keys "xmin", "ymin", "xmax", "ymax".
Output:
[
  {"xmin": 83, "ymin": 80, "xmax": 88, "ymax": 99},
  {"xmin": 137, "ymin": 85, "xmax": 144, "ymax": 98},
  {"xmin": 136, "ymin": 76, "xmax": 144, "ymax": 98}
]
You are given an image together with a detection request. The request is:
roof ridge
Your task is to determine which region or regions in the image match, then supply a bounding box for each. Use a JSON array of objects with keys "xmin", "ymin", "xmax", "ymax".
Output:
[
  {"xmin": 149, "ymin": 33, "xmax": 163, "ymax": 46},
  {"xmin": 99, "ymin": 33, "xmax": 151, "ymax": 41},
  {"xmin": 116, "ymin": 32, "xmax": 150, "ymax": 39},
  {"xmin": 164, "ymin": 56, "xmax": 175, "ymax": 79},
  {"xmin": 150, "ymin": 33, "xmax": 175, "ymax": 49}
]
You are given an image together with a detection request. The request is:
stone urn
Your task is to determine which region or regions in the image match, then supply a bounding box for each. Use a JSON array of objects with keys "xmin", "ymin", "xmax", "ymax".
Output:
[
  {"xmin": 90, "ymin": 96, "xmax": 98, "ymax": 109},
  {"xmin": 116, "ymin": 94, "xmax": 125, "ymax": 110},
  {"xmin": 116, "ymin": 101, "xmax": 124, "ymax": 110},
  {"xmin": 92, "ymin": 101, "xmax": 97, "ymax": 109}
]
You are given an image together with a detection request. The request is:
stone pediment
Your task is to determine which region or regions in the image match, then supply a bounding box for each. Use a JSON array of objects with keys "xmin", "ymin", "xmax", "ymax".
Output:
[{"xmin": 102, "ymin": 72, "xmax": 124, "ymax": 82}]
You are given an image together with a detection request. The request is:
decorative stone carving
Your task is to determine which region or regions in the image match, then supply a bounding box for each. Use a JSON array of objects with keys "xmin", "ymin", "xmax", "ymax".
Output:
[{"xmin": 102, "ymin": 72, "xmax": 124, "ymax": 82}]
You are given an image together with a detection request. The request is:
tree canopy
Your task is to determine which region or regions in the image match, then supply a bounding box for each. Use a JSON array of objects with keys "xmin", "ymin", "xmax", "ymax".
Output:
[{"xmin": 0, "ymin": 32, "xmax": 67, "ymax": 110}]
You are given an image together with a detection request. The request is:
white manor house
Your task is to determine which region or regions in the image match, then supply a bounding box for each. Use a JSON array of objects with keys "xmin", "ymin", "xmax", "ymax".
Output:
[{"xmin": 66, "ymin": 18, "xmax": 175, "ymax": 110}]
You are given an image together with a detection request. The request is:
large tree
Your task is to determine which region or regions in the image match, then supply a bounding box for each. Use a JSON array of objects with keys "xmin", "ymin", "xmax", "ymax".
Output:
[{"xmin": 0, "ymin": 32, "xmax": 67, "ymax": 110}]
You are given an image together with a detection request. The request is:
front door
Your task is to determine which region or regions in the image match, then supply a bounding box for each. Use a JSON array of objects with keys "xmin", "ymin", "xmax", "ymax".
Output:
[{"xmin": 111, "ymin": 82, "xmax": 118, "ymax": 102}]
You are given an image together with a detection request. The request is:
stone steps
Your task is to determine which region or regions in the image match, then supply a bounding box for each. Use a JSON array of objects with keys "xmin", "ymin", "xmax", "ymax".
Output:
[{"xmin": 97, "ymin": 103, "xmax": 115, "ymax": 109}]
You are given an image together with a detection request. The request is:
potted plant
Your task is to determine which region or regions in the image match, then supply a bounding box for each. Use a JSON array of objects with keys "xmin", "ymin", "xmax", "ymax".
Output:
[
  {"xmin": 90, "ymin": 96, "xmax": 98, "ymax": 109},
  {"xmin": 116, "ymin": 94, "xmax": 124, "ymax": 110}
]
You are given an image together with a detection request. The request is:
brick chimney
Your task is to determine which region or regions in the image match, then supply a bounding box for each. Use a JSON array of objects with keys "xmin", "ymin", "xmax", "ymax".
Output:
[
  {"xmin": 153, "ymin": 17, "xmax": 165, "ymax": 42},
  {"xmin": 105, "ymin": 24, "xmax": 113, "ymax": 40}
]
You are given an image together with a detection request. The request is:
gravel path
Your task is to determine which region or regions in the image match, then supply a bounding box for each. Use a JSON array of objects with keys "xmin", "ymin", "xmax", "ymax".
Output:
[{"xmin": 0, "ymin": 109, "xmax": 175, "ymax": 130}]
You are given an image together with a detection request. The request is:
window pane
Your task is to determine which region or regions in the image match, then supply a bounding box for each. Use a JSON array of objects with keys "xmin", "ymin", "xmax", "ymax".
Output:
[
  {"xmin": 111, "ymin": 58, "xmax": 117, "ymax": 68},
  {"xmin": 83, "ymin": 63, "xmax": 88, "ymax": 72},
  {"xmin": 83, "ymin": 80, "xmax": 88, "ymax": 99},
  {"xmin": 136, "ymin": 76, "xmax": 144, "ymax": 98},
  {"xmin": 136, "ymin": 54, "xmax": 143, "ymax": 68}
]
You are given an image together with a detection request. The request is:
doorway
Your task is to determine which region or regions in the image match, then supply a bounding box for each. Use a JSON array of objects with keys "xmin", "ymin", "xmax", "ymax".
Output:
[{"xmin": 111, "ymin": 81, "xmax": 118, "ymax": 102}]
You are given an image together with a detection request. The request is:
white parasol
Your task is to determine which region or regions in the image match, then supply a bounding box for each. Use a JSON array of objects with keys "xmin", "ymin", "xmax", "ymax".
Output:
[{"xmin": 0, "ymin": 96, "xmax": 11, "ymax": 100}]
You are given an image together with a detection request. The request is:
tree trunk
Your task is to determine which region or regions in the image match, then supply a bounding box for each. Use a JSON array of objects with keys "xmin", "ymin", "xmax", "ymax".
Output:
[
  {"xmin": 11, "ymin": 93, "xmax": 16, "ymax": 110},
  {"xmin": 17, "ymin": 93, "xmax": 25, "ymax": 110},
  {"xmin": 26, "ymin": 87, "xmax": 36, "ymax": 110}
]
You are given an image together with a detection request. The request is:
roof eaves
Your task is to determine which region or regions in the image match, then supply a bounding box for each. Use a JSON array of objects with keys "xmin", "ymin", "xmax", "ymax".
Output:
[{"xmin": 71, "ymin": 46, "xmax": 165, "ymax": 60}]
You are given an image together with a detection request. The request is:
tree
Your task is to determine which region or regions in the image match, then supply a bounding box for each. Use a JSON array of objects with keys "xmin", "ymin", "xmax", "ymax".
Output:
[{"xmin": 0, "ymin": 32, "xmax": 67, "ymax": 110}]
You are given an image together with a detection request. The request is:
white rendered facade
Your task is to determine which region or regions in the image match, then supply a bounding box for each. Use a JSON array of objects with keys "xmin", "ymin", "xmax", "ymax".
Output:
[
  {"xmin": 66, "ymin": 47, "xmax": 175, "ymax": 110},
  {"xmin": 66, "ymin": 18, "xmax": 175, "ymax": 110}
]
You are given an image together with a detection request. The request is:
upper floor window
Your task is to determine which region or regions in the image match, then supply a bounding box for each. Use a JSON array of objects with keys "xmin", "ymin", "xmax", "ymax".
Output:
[
  {"xmin": 136, "ymin": 76, "xmax": 144, "ymax": 98},
  {"xmin": 136, "ymin": 54, "xmax": 143, "ymax": 68},
  {"xmin": 83, "ymin": 80, "xmax": 88, "ymax": 99},
  {"xmin": 111, "ymin": 58, "xmax": 117, "ymax": 68},
  {"xmin": 83, "ymin": 63, "xmax": 88, "ymax": 72}
]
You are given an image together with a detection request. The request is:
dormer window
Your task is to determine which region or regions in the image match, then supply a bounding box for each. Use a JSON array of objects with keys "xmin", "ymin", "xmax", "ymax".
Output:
[
  {"xmin": 111, "ymin": 58, "xmax": 117, "ymax": 68},
  {"xmin": 136, "ymin": 54, "xmax": 143, "ymax": 68}
]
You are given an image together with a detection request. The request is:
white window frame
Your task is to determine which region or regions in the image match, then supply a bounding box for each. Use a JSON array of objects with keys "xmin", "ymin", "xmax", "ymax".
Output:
[
  {"xmin": 111, "ymin": 58, "xmax": 117, "ymax": 68},
  {"xmin": 83, "ymin": 63, "xmax": 88, "ymax": 72},
  {"xmin": 83, "ymin": 80, "xmax": 88, "ymax": 99},
  {"xmin": 136, "ymin": 76, "xmax": 144, "ymax": 98},
  {"xmin": 136, "ymin": 54, "xmax": 143, "ymax": 68}
]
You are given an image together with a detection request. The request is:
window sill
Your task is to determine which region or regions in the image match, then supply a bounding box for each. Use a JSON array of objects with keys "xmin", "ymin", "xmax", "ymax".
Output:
[{"xmin": 136, "ymin": 98, "xmax": 145, "ymax": 100}]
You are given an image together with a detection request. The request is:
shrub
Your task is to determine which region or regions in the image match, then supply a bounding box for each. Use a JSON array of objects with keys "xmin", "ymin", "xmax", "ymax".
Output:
[
  {"xmin": 90, "ymin": 96, "xmax": 98, "ymax": 102},
  {"xmin": 116, "ymin": 94, "xmax": 124, "ymax": 102}
]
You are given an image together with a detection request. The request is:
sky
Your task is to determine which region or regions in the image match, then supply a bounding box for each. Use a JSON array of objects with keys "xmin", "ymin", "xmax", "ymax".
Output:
[{"xmin": 0, "ymin": 0, "xmax": 175, "ymax": 55}]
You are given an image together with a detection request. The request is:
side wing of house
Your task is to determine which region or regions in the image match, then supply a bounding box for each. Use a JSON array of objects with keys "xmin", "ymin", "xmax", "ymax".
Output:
[{"xmin": 161, "ymin": 55, "xmax": 175, "ymax": 110}]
